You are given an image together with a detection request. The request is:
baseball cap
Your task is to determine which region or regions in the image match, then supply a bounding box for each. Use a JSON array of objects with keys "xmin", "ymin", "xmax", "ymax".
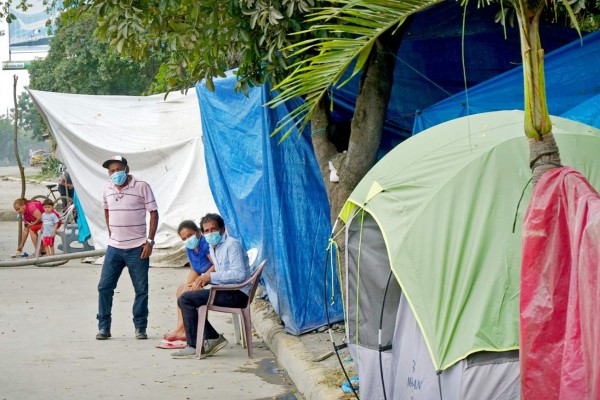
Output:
[{"xmin": 102, "ymin": 155, "xmax": 128, "ymax": 169}]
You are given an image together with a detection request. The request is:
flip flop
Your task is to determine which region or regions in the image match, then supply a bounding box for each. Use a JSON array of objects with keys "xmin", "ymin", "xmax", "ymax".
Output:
[{"xmin": 156, "ymin": 339, "xmax": 186, "ymax": 349}]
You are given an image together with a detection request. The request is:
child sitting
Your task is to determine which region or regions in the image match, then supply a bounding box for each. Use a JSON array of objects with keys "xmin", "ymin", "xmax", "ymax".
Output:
[{"xmin": 41, "ymin": 199, "xmax": 61, "ymax": 256}]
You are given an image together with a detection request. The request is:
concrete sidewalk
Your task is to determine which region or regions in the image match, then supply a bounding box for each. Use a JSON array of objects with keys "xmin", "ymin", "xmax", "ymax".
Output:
[{"xmin": 0, "ymin": 172, "xmax": 354, "ymax": 399}]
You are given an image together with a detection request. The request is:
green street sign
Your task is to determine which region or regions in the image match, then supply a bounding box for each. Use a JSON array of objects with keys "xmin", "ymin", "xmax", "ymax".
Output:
[{"xmin": 2, "ymin": 61, "xmax": 32, "ymax": 70}]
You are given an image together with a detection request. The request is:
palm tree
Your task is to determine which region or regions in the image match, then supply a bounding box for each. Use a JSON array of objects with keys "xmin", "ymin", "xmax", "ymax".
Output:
[
  {"xmin": 511, "ymin": 0, "xmax": 575, "ymax": 185},
  {"xmin": 269, "ymin": 0, "xmax": 443, "ymax": 222},
  {"xmin": 271, "ymin": 0, "xmax": 578, "ymax": 220}
]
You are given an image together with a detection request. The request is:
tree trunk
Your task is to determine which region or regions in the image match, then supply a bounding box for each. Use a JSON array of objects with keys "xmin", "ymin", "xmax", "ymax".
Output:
[
  {"xmin": 13, "ymin": 75, "xmax": 25, "ymax": 246},
  {"xmin": 13, "ymin": 76, "xmax": 25, "ymax": 198},
  {"xmin": 529, "ymin": 133, "xmax": 561, "ymax": 187},
  {"xmin": 309, "ymin": 25, "xmax": 407, "ymax": 287},
  {"xmin": 310, "ymin": 25, "xmax": 408, "ymax": 226},
  {"xmin": 311, "ymin": 94, "xmax": 338, "ymax": 213},
  {"xmin": 513, "ymin": 1, "xmax": 561, "ymax": 186}
]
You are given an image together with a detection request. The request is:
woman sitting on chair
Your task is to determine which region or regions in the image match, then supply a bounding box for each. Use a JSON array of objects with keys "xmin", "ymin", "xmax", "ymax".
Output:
[{"xmin": 161, "ymin": 220, "xmax": 214, "ymax": 345}]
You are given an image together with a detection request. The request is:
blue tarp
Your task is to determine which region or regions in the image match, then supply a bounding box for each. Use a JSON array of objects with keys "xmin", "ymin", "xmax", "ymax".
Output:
[
  {"xmin": 331, "ymin": 0, "xmax": 579, "ymax": 154},
  {"xmin": 196, "ymin": 75, "xmax": 343, "ymax": 335},
  {"xmin": 414, "ymin": 31, "xmax": 600, "ymax": 133},
  {"xmin": 73, "ymin": 191, "xmax": 91, "ymax": 243},
  {"xmin": 192, "ymin": 1, "xmax": 581, "ymax": 334}
]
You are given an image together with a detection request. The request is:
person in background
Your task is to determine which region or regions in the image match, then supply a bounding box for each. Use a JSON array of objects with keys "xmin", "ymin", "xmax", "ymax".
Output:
[
  {"xmin": 41, "ymin": 199, "xmax": 60, "ymax": 256},
  {"xmin": 96, "ymin": 155, "xmax": 158, "ymax": 341},
  {"xmin": 159, "ymin": 220, "xmax": 214, "ymax": 347},
  {"xmin": 171, "ymin": 213, "xmax": 249, "ymax": 359},
  {"xmin": 57, "ymin": 168, "xmax": 75, "ymax": 199},
  {"xmin": 14, "ymin": 197, "xmax": 45, "ymax": 255}
]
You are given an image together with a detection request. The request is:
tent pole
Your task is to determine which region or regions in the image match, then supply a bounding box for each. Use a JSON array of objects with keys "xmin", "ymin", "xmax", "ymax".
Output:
[
  {"xmin": 324, "ymin": 224, "xmax": 359, "ymax": 400},
  {"xmin": 0, "ymin": 249, "xmax": 105, "ymax": 267}
]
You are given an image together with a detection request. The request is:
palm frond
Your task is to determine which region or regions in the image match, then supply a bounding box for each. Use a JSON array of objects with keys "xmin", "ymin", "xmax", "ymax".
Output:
[{"xmin": 268, "ymin": 0, "xmax": 443, "ymax": 141}]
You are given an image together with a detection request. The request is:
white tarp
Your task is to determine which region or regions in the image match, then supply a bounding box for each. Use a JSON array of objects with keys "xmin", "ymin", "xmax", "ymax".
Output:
[{"xmin": 28, "ymin": 89, "xmax": 218, "ymax": 267}]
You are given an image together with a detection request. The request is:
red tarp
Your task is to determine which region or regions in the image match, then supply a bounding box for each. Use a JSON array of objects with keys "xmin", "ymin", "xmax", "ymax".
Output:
[{"xmin": 521, "ymin": 167, "xmax": 600, "ymax": 399}]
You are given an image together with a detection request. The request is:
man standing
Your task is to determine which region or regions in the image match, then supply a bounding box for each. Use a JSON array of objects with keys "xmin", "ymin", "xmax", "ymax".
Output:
[
  {"xmin": 96, "ymin": 155, "xmax": 159, "ymax": 340},
  {"xmin": 171, "ymin": 213, "xmax": 250, "ymax": 359}
]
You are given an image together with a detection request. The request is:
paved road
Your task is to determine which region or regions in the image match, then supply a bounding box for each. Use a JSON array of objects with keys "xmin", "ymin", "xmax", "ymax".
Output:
[
  {"xmin": 0, "ymin": 213, "xmax": 299, "ymax": 400},
  {"xmin": 0, "ymin": 167, "xmax": 347, "ymax": 400},
  {"xmin": 0, "ymin": 265, "xmax": 298, "ymax": 400},
  {"xmin": 0, "ymin": 166, "xmax": 54, "ymax": 219}
]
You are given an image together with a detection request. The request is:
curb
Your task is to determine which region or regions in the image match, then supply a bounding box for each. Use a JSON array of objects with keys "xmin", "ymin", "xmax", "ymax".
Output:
[
  {"xmin": 3, "ymin": 176, "xmax": 56, "ymax": 186},
  {"xmin": 251, "ymin": 298, "xmax": 342, "ymax": 400},
  {"xmin": 0, "ymin": 211, "xmax": 17, "ymax": 222}
]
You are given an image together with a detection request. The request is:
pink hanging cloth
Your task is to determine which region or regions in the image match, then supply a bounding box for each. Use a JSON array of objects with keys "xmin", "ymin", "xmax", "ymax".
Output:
[{"xmin": 521, "ymin": 166, "xmax": 600, "ymax": 399}]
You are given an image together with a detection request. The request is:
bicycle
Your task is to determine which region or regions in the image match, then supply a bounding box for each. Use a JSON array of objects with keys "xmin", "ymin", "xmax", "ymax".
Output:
[{"xmin": 31, "ymin": 184, "xmax": 71, "ymax": 215}]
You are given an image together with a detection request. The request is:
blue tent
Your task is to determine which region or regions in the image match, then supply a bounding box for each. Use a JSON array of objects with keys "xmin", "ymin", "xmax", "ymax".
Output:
[
  {"xmin": 331, "ymin": 0, "xmax": 578, "ymax": 154},
  {"xmin": 414, "ymin": 31, "xmax": 600, "ymax": 133},
  {"xmin": 196, "ymin": 75, "xmax": 343, "ymax": 335}
]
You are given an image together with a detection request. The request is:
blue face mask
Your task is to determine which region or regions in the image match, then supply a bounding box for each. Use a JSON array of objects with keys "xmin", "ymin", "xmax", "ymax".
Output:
[
  {"xmin": 205, "ymin": 232, "xmax": 222, "ymax": 246},
  {"xmin": 185, "ymin": 235, "xmax": 200, "ymax": 250},
  {"xmin": 111, "ymin": 170, "xmax": 127, "ymax": 186}
]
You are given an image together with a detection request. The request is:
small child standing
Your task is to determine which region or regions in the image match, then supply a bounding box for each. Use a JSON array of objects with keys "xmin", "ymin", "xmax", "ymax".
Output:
[{"xmin": 41, "ymin": 199, "xmax": 61, "ymax": 256}]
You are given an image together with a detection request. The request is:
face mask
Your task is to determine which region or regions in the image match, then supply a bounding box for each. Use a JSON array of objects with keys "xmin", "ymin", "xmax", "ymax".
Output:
[
  {"xmin": 111, "ymin": 170, "xmax": 127, "ymax": 186},
  {"xmin": 205, "ymin": 232, "xmax": 222, "ymax": 246},
  {"xmin": 185, "ymin": 235, "xmax": 200, "ymax": 250}
]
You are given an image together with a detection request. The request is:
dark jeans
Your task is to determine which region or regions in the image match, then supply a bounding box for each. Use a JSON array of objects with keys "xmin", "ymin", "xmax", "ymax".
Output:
[
  {"xmin": 178, "ymin": 289, "xmax": 248, "ymax": 348},
  {"xmin": 97, "ymin": 245, "xmax": 149, "ymax": 331},
  {"xmin": 57, "ymin": 185, "xmax": 75, "ymax": 199}
]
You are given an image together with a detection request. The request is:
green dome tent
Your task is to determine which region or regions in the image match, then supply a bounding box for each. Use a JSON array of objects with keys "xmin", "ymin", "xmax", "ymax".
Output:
[{"xmin": 339, "ymin": 111, "xmax": 600, "ymax": 399}]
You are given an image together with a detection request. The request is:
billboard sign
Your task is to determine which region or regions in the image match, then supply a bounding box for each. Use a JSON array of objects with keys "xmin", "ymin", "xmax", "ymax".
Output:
[{"xmin": 8, "ymin": 1, "xmax": 59, "ymax": 53}]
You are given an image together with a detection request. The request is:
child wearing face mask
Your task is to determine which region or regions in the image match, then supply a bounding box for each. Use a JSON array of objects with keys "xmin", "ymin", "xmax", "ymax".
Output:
[{"xmin": 158, "ymin": 220, "xmax": 214, "ymax": 348}]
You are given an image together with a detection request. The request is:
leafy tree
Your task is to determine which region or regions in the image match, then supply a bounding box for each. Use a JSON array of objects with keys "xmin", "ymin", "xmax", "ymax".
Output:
[
  {"xmin": 89, "ymin": 0, "xmax": 317, "ymax": 94},
  {"xmin": 270, "ymin": 0, "xmax": 437, "ymax": 220},
  {"xmin": 27, "ymin": 8, "xmax": 166, "ymax": 95},
  {"xmin": 80, "ymin": 0, "xmax": 438, "ymax": 224},
  {"xmin": 0, "ymin": 115, "xmax": 49, "ymax": 166},
  {"xmin": 6, "ymin": 6, "xmax": 170, "ymax": 167},
  {"xmin": 12, "ymin": 92, "xmax": 46, "ymax": 141}
]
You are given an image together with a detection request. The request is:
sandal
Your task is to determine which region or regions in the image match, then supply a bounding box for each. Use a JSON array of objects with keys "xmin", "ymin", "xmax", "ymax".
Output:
[{"xmin": 155, "ymin": 339, "xmax": 186, "ymax": 349}]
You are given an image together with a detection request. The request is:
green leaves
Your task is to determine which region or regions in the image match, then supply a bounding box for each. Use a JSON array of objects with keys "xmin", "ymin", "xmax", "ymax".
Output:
[
  {"xmin": 28, "ymin": 9, "xmax": 165, "ymax": 96},
  {"xmin": 82, "ymin": 0, "xmax": 315, "ymax": 95},
  {"xmin": 269, "ymin": 0, "xmax": 442, "ymax": 141}
]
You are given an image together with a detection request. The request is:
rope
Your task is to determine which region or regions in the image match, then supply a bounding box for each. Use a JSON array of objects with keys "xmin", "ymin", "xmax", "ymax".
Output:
[
  {"xmin": 323, "ymin": 227, "xmax": 360, "ymax": 400},
  {"xmin": 378, "ymin": 270, "xmax": 394, "ymax": 400},
  {"xmin": 461, "ymin": 3, "xmax": 473, "ymax": 153},
  {"xmin": 385, "ymin": 52, "xmax": 453, "ymax": 97},
  {"xmin": 512, "ymin": 177, "xmax": 533, "ymax": 233},
  {"xmin": 326, "ymin": 221, "xmax": 347, "ymax": 307}
]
